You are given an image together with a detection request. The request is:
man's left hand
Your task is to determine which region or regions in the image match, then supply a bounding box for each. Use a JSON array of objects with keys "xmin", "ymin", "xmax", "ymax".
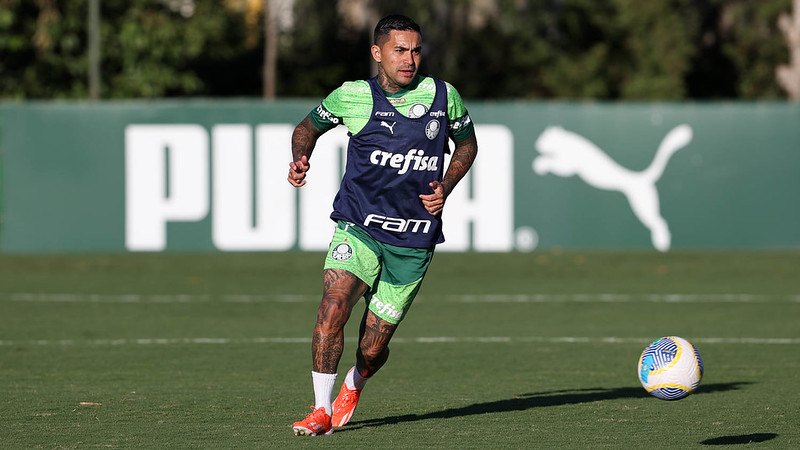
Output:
[{"xmin": 419, "ymin": 181, "xmax": 447, "ymax": 216}]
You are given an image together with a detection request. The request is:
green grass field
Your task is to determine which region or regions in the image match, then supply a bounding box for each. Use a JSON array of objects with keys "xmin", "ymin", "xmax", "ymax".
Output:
[{"xmin": 1, "ymin": 251, "xmax": 798, "ymax": 448}]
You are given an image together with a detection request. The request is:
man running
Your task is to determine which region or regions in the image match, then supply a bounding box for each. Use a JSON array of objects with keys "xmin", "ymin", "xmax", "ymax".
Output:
[{"xmin": 289, "ymin": 14, "xmax": 478, "ymax": 436}]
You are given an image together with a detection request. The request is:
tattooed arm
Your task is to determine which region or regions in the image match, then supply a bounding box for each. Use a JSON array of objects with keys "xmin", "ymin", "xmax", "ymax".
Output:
[
  {"xmin": 419, "ymin": 132, "xmax": 478, "ymax": 216},
  {"xmin": 288, "ymin": 115, "xmax": 326, "ymax": 187}
]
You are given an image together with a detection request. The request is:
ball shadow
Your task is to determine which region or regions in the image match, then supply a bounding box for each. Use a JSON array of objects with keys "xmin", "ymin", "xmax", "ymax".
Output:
[{"xmin": 341, "ymin": 382, "xmax": 751, "ymax": 432}]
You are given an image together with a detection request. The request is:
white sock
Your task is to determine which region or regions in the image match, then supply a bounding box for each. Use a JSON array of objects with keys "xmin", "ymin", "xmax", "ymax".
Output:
[
  {"xmin": 344, "ymin": 366, "xmax": 368, "ymax": 390},
  {"xmin": 311, "ymin": 371, "xmax": 337, "ymax": 415}
]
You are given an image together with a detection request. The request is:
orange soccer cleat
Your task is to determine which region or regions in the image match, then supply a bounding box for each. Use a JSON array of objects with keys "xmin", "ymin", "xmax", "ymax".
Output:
[
  {"xmin": 292, "ymin": 406, "xmax": 333, "ymax": 436},
  {"xmin": 331, "ymin": 383, "xmax": 363, "ymax": 427}
]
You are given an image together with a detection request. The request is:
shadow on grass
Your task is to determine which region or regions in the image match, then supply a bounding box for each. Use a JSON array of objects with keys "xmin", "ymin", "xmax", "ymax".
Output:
[
  {"xmin": 342, "ymin": 382, "xmax": 751, "ymax": 431},
  {"xmin": 700, "ymin": 433, "xmax": 778, "ymax": 445}
]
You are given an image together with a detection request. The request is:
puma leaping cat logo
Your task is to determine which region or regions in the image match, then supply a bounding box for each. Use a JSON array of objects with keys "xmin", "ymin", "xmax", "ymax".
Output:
[
  {"xmin": 380, "ymin": 121, "xmax": 396, "ymax": 135},
  {"xmin": 533, "ymin": 125, "xmax": 693, "ymax": 252}
]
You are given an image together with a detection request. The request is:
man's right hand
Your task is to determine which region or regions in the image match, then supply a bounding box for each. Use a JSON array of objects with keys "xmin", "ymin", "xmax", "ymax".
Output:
[{"xmin": 288, "ymin": 155, "xmax": 310, "ymax": 187}]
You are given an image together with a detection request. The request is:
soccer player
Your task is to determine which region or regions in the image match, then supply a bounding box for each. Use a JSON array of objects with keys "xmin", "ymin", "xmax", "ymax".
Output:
[{"xmin": 288, "ymin": 14, "xmax": 478, "ymax": 436}]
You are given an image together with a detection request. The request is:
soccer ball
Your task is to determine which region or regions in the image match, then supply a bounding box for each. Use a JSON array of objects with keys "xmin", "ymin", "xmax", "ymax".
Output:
[{"xmin": 637, "ymin": 336, "xmax": 703, "ymax": 400}]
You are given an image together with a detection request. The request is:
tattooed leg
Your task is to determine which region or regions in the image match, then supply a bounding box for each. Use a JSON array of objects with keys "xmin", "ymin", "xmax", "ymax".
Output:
[
  {"xmin": 311, "ymin": 269, "xmax": 368, "ymax": 374},
  {"xmin": 355, "ymin": 309, "xmax": 398, "ymax": 378}
]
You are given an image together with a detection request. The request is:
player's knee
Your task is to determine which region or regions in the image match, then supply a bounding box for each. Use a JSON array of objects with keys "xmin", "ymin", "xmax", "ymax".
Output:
[{"xmin": 315, "ymin": 296, "xmax": 351, "ymax": 330}]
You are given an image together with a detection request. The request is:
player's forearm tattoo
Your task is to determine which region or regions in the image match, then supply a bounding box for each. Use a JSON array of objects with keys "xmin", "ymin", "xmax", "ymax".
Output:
[
  {"xmin": 292, "ymin": 116, "xmax": 319, "ymax": 161},
  {"xmin": 442, "ymin": 134, "xmax": 478, "ymax": 197}
]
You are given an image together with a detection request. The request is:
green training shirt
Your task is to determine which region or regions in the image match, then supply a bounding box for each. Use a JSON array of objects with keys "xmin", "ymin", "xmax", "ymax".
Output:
[{"xmin": 309, "ymin": 75, "xmax": 474, "ymax": 143}]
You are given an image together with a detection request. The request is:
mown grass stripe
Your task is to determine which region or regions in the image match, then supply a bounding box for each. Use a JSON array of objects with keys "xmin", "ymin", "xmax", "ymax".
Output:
[
  {"xmin": 2, "ymin": 292, "xmax": 798, "ymax": 304},
  {"xmin": 2, "ymin": 336, "xmax": 799, "ymax": 347}
]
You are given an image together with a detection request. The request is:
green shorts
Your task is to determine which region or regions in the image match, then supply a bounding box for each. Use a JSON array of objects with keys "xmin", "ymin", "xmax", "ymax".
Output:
[{"xmin": 324, "ymin": 221, "xmax": 434, "ymax": 324}]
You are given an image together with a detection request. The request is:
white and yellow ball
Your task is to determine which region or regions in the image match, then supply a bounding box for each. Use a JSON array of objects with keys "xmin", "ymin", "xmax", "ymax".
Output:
[{"xmin": 637, "ymin": 336, "xmax": 703, "ymax": 400}]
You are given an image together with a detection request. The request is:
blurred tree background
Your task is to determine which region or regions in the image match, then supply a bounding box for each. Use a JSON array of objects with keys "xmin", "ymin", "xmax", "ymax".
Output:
[{"xmin": 0, "ymin": 0, "xmax": 796, "ymax": 100}]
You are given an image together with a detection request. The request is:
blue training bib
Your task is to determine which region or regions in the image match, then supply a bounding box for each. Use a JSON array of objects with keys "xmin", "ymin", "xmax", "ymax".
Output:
[{"xmin": 330, "ymin": 76, "xmax": 450, "ymax": 248}]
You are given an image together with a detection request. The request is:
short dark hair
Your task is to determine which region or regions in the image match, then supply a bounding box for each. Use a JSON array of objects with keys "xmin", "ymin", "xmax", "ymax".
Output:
[{"xmin": 373, "ymin": 15, "xmax": 421, "ymax": 45}]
